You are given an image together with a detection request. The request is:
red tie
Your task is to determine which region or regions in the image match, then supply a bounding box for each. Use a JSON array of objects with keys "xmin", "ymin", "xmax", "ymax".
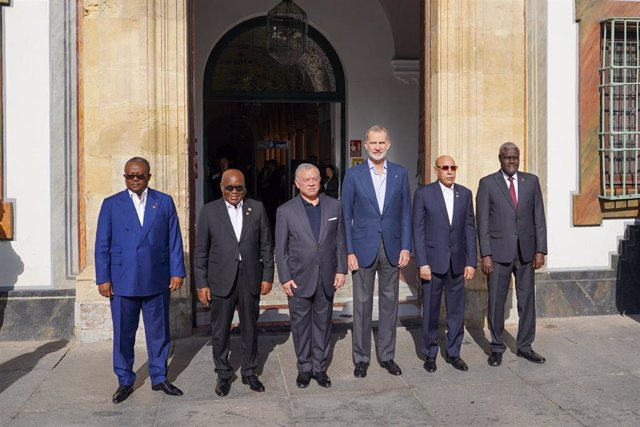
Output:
[{"xmin": 508, "ymin": 176, "xmax": 518, "ymax": 209}]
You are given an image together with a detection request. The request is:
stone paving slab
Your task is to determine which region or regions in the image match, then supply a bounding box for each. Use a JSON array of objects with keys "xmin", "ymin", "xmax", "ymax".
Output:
[{"xmin": 2, "ymin": 315, "xmax": 640, "ymax": 426}]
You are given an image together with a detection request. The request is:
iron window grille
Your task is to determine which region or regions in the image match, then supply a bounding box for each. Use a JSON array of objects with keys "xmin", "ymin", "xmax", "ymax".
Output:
[{"xmin": 600, "ymin": 18, "xmax": 640, "ymax": 200}]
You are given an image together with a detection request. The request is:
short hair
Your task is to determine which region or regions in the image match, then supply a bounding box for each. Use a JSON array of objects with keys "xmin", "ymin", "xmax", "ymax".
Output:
[
  {"xmin": 325, "ymin": 164, "xmax": 336, "ymax": 173},
  {"xmin": 125, "ymin": 157, "xmax": 151, "ymax": 174},
  {"xmin": 499, "ymin": 142, "xmax": 519, "ymax": 156},
  {"xmin": 365, "ymin": 125, "xmax": 390, "ymax": 141},
  {"xmin": 294, "ymin": 163, "xmax": 320, "ymax": 181}
]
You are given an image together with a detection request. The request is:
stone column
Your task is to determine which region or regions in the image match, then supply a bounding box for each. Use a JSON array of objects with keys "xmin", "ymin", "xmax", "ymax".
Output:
[
  {"xmin": 76, "ymin": 0, "xmax": 190, "ymax": 342},
  {"xmin": 426, "ymin": 0, "xmax": 526, "ymax": 327}
]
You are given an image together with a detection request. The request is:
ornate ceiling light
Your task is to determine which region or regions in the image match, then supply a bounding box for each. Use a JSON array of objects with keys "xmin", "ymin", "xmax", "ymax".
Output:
[{"xmin": 266, "ymin": 0, "xmax": 308, "ymax": 66}]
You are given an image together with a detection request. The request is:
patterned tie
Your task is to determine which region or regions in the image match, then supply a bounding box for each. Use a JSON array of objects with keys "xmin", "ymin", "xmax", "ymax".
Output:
[{"xmin": 508, "ymin": 176, "xmax": 518, "ymax": 209}]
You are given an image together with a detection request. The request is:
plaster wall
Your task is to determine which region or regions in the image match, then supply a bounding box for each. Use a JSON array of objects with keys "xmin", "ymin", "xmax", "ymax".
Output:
[
  {"xmin": 546, "ymin": 0, "xmax": 628, "ymax": 270},
  {"xmin": 193, "ymin": 0, "xmax": 420, "ymax": 214},
  {"xmin": 2, "ymin": 1, "xmax": 52, "ymax": 288}
]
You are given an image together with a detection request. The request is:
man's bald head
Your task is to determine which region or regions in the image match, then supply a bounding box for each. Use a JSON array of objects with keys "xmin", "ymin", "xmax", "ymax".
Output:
[{"xmin": 220, "ymin": 169, "xmax": 246, "ymax": 205}]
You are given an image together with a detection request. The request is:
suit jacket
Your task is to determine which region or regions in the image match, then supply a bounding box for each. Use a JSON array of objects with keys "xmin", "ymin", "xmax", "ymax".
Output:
[
  {"xmin": 341, "ymin": 160, "xmax": 412, "ymax": 268},
  {"xmin": 476, "ymin": 170, "xmax": 547, "ymax": 264},
  {"xmin": 95, "ymin": 188, "xmax": 186, "ymax": 297},
  {"xmin": 275, "ymin": 195, "xmax": 347, "ymax": 298},
  {"xmin": 194, "ymin": 198, "xmax": 274, "ymax": 297},
  {"xmin": 412, "ymin": 182, "xmax": 477, "ymax": 276}
]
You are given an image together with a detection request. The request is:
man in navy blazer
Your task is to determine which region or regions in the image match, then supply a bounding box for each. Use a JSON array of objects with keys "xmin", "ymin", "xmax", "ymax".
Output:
[
  {"xmin": 413, "ymin": 155, "xmax": 476, "ymax": 373},
  {"xmin": 341, "ymin": 125, "xmax": 412, "ymax": 378},
  {"xmin": 95, "ymin": 157, "xmax": 186, "ymax": 404},
  {"xmin": 476, "ymin": 142, "xmax": 547, "ymax": 367}
]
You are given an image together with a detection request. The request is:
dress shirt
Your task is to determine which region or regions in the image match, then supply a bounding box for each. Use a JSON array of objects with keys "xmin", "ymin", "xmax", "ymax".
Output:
[
  {"xmin": 302, "ymin": 197, "xmax": 322, "ymax": 242},
  {"xmin": 225, "ymin": 199, "xmax": 244, "ymax": 242},
  {"xmin": 501, "ymin": 171, "xmax": 518, "ymax": 202},
  {"xmin": 439, "ymin": 181, "xmax": 454, "ymax": 225},
  {"xmin": 368, "ymin": 158, "xmax": 387, "ymax": 214},
  {"xmin": 128, "ymin": 188, "xmax": 148, "ymax": 226}
]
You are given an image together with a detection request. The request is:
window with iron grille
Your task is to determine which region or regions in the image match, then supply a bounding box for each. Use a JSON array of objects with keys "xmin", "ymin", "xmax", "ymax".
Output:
[{"xmin": 600, "ymin": 18, "xmax": 640, "ymax": 200}]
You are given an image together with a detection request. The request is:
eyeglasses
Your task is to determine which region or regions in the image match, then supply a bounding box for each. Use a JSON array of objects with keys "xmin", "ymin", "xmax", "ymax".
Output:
[
  {"xmin": 123, "ymin": 174, "xmax": 149, "ymax": 181},
  {"xmin": 436, "ymin": 165, "xmax": 458, "ymax": 171},
  {"xmin": 223, "ymin": 185, "xmax": 245, "ymax": 192}
]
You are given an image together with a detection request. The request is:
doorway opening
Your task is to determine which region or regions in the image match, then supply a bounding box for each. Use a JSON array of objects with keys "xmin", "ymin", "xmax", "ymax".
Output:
[{"xmin": 202, "ymin": 17, "xmax": 345, "ymax": 228}]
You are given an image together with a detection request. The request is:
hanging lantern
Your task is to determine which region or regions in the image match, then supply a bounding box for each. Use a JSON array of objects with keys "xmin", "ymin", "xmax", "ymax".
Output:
[{"xmin": 266, "ymin": 0, "xmax": 308, "ymax": 66}]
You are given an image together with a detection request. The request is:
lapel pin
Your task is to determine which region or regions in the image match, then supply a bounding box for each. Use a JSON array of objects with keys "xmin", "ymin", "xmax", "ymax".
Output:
[{"xmin": 153, "ymin": 203, "xmax": 158, "ymax": 209}]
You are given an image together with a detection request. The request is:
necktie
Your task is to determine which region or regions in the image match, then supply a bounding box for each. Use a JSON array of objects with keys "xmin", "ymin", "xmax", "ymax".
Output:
[{"xmin": 508, "ymin": 176, "xmax": 518, "ymax": 209}]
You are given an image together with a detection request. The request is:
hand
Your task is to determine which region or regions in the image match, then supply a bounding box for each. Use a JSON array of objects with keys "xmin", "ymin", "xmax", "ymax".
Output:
[
  {"xmin": 169, "ymin": 276, "xmax": 183, "ymax": 292},
  {"xmin": 197, "ymin": 288, "xmax": 211, "ymax": 306},
  {"xmin": 97, "ymin": 282, "xmax": 113, "ymax": 298},
  {"xmin": 334, "ymin": 273, "xmax": 346, "ymax": 289},
  {"xmin": 533, "ymin": 253, "xmax": 546, "ymax": 270},
  {"xmin": 398, "ymin": 250, "xmax": 411, "ymax": 268},
  {"xmin": 347, "ymin": 254, "xmax": 359, "ymax": 271},
  {"xmin": 282, "ymin": 280, "xmax": 297, "ymax": 297},
  {"xmin": 481, "ymin": 256, "xmax": 493, "ymax": 276},
  {"xmin": 260, "ymin": 281, "xmax": 273, "ymax": 295},
  {"xmin": 464, "ymin": 266, "xmax": 476, "ymax": 280},
  {"xmin": 419, "ymin": 266, "xmax": 432, "ymax": 281}
]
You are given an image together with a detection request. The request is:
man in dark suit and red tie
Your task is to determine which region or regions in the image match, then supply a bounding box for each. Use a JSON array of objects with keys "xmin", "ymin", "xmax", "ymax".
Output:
[
  {"xmin": 194, "ymin": 169, "xmax": 274, "ymax": 397},
  {"xmin": 95, "ymin": 157, "xmax": 186, "ymax": 404},
  {"xmin": 341, "ymin": 125, "xmax": 412, "ymax": 378},
  {"xmin": 476, "ymin": 142, "xmax": 548, "ymax": 367},
  {"xmin": 275, "ymin": 164, "xmax": 347, "ymax": 389},
  {"xmin": 413, "ymin": 155, "xmax": 477, "ymax": 373}
]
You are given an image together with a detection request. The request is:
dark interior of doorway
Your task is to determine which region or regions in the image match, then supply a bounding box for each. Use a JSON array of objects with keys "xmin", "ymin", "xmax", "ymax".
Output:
[{"xmin": 203, "ymin": 100, "xmax": 335, "ymax": 227}]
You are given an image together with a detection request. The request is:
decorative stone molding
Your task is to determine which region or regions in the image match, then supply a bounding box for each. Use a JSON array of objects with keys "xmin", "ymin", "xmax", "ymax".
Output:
[{"xmin": 391, "ymin": 59, "xmax": 419, "ymax": 84}]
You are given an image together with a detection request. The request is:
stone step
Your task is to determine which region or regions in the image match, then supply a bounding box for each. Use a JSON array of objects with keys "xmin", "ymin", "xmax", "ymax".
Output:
[{"xmin": 196, "ymin": 267, "xmax": 423, "ymax": 329}]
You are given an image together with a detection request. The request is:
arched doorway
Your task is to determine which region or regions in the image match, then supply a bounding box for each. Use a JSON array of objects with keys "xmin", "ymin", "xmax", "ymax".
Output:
[{"xmin": 202, "ymin": 17, "xmax": 345, "ymax": 229}]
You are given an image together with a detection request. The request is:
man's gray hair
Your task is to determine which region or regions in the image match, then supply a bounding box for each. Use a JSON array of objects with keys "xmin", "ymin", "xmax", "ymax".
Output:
[
  {"xmin": 365, "ymin": 125, "xmax": 390, "ymax": 141},
  {"xmin": 294, "ymin": 163, "xmax": 320, "ymax": 180}
]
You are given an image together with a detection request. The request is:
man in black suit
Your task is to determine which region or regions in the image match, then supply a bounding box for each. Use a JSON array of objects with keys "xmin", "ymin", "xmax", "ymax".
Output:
[
  {"xmin": 275, "ymin": 164, "xmax": 347, "ymax": 388},
  {"xmin": 476, "ymin": 142, "xmax": 547, "ymax": 367},
  {"xmin": 194, "ymin": 169, "xmax": 274, "ymax": 396},
  {"xmin": 413, "ymin": 155, "xmax": 476, "ymax": 373}
]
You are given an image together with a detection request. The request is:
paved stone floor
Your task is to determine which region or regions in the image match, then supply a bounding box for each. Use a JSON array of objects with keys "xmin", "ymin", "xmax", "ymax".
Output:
[{"xmin": 1, "ymin": 315, "xmax": 640, "ymax": 426}]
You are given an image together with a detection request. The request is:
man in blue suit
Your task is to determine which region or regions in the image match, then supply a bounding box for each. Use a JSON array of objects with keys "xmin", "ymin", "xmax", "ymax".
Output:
[
  {"xmin": 413, "ymin": 155, "xmax": 477, "ymax": 373},
  {"xmin": 341, "ymin": 125, "xmax": 412, "ymax": 378},
  {"xmin": 95, "ymin": 157, "xmax": 186, "ymax": 404}
]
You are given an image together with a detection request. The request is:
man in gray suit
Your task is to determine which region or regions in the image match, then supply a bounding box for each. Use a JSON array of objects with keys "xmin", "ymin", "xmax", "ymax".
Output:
[
  {"xmin": 194, "ymin": 169, "xmax": 274, "ymax": 397},
  {"xmin": 275, "ymin": 164, "xmax": 347, "ymax": 389},
  {"xmin": 476, "ymin": 142, "xmax": 547, "ymax": 367}
]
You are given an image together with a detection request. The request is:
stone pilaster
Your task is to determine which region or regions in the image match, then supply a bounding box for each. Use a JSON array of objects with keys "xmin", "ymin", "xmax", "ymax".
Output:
[
  {"xmin": 76, "ymin": 0, "xmax": 190, "ymax": 342},
  {"xmin": 427, "ymin": 0, "xmax": 526, "ymax": 327}
]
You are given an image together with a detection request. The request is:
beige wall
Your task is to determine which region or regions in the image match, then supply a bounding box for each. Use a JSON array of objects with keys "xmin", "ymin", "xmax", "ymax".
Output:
[{"xmin": 76, "ymin": 0, "xmax": 191, "ymax": 341}]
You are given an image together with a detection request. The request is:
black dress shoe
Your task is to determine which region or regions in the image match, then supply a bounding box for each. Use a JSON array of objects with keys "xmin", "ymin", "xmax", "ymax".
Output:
[
  {"xmin": 444, "ymin": 353, "xmax": 468, "ymax": 371},
  {"xmin": 296, "ymin": 372, "xmax": 312, "ymax": 388},
  {"xmin": 353, "ymin": 362, "xmax": 368, "ymax": 378},
  {"xmin": 151, "ymin": 381, "xmax": 183, "ymax": 396},
  {"xmin": 487, "ymin": 352, "xmax": 503, "ymax": 367},
  {"xmin": 313, "ymin": 371, "xmax": 332, "ymax": 388},
  {"xmin": 241, "ymin": 374, "xmax": 265, "ymax": 392},
  {"xmin": 423, "ymin": 357, "xmax": 437, "ymax": 373},
  {"xmin": 380, "ymin": 359, "xmax": 402, "ymax": 376},
  {"xmin": 215, "ymin": 377, "xmax": 230, "ymax": 397},
  {"xmin": 112, "ymin": 384, "xmax": 133, "ymax": 404},
  {"xmin": 517, "ymin": 349, "xmax": 546, "ymax": 364}
]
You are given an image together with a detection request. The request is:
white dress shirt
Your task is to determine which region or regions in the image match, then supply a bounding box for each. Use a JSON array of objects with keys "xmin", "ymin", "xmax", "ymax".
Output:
[
  {"xmin": 439, "ymin": 181, "xmax": 454, "ymax": 225},
  {"xmin": 128, "ymin": 188, "xmax": 148, "ymax": 226},
  {"xmin": 225, "ymin": 199, "xmax": 244, "ymax": 242},
  {"xmin": 502, "ymin": 171, "xmax": 519, "ymax": 201},
  {"xmin": 368, "ymin": 159, "xmax": 387, "ymax": 214}
]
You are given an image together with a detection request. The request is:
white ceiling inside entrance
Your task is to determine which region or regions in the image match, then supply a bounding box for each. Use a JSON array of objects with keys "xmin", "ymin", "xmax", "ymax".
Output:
[{"xmin": 378, "ymin": 0, "xmax": 420, "ymax": 59}]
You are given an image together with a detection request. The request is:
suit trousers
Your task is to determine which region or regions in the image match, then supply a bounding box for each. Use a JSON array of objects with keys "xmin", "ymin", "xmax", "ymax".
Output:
[
  {"xmin": 111, "ymin": 291, "xmax": 171, "ymax": 386},
  {"xmin": 289, "ymin": 278, "xmax": 334, "ymax": 373},
  {"xmin": 421, "ymin": 267, "xmax": 465, "ymax": 359},
  {"xmin": 210, "ymin": 262, "xmax": 260, "ymax": 379},
  {"xmin": 487, "ymin": 251, "xmax": 536, "ymax": 353},
  {"xmin": 352, "ymin": 240, "xmax": 399, "ymax": 365}
]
